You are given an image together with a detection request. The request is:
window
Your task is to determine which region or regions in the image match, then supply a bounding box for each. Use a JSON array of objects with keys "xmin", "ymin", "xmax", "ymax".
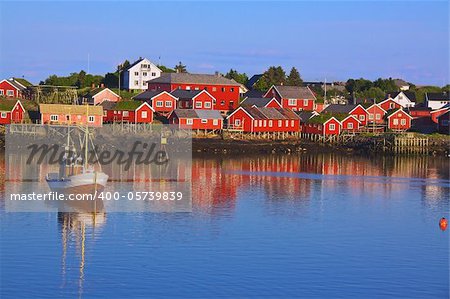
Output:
[
  {"xmin": 359, "ymin": 115, "xmax": 365, "ymax": 121},
  {"xmin": 123, "ymin": 111, "xmax": 129, "ymax": 117},
  {"xmin": 186, "ymin": 118, "xmax": 193, "ymax": 125},
  {"xmin": 88, "ymin": 116, "xmax": 95, "ymax": 123},
  {"xmin": 195, "ymin": 87, "xmax": 199, "ymax": 90},
  {"xmin": 263, "ymin": 120, "xmax": 267, "ymax": 127},
  {"xmin": 103, "ymin": 110, "xmax": 107, "ymax": 116},
  {"xmin": 393, "ymin": 119, "xmax": 399, "ymax": 125},
  {"xmin": 291, "ymin": 120, "xmax": 295, "ymax": 127},
  {"xmin": 165, "ymin": 101, "xmax": 172, "ymax": 107},
  {"xmin": 348, "ymin": 123, "xmax": 353, "ymax": 129},
  {"xmin": 50, "ymin": 115, "xmax": 58, "ymax": 121},
  {"xmin": 212, "ymin": 87, "xmax": 217, "ymax": 92},
  {"xmin": 303, "ymin": 99, "xmax": 308, "ymax": 106},
  {"xmin": 134, "ymin": 72, "xmax": 139, "ymax": 76},
  {"xmin": 401, "ymin": 119, "xmax": 406, "ymax": 125},
  {"xmin": 143, "ymin": 72, "xmax": 147, "ymax": 76},
  {"xmin": 195, "ymin": 102, "xmax": 202, "ymax": 108},
  {"xmin": 329, "ymin": 124, "xmax": 335, "ymax": 131},
  {"xmin": 376, "ymin": 114, "xmax": 381, "ymax": 120},
  {"xmin": 151, "ymin": 72, "xmax": 156, "ymax": 76},
  {"xmin": 7, "ymin": 90, "xmax": 14, "ymax": 96},
  {"xmin": 0, "ymin": 90, "xmax": 3, "ymax": 95},
  {"xmin": 142, "ymin": 81, "xmax": 147, "ymax": 85},
  {"xmin": 186, "ymin": 86, "xmax": 191, "ymax": 90},
  {"xmin": 390, "ymin": 103, "xmax": 395, "ymax": 109},
  {"xmin": 156, "ymin": 101, "xmax": 163, "ymax": 107},
  {"xmin": 278, "ymin": 120, "xmax": 282, "ymax": 127},
  {"xmin": 213, "ymin": 119, "xmax": 218, "ymax": 126},
  {"xmin": 134, "ymin": 80, "xmax": 139, "ymax": 85},
  {"xmin": 1, "ymin": 112, "xmax": 6, "ymax": 118},
  {"xmin": 269, "ymin": 120, "xmax": 273, "ymax": 127},
  {"xmin": 213, "ymin": 99, "xmax": 217, "ymax": 105},
  {"xmin": 369, "ymin": 114, "xmax": 374, "ymax": 120},
  {"xmin": 254, "ymin": 120, "xmax": 258, "ymax": 127},
  {"xmin": 201, "ymin": 119, "xmax": 207, "ymax": 124},
  {"xmin": 288, "ymin": 99, "xmax": 297, "ymax": 106},
  {"xmin": 230, "ymin": 88, "xmax": 234, "ymax": 92},
  {"xmin": 221, "ymin": 87, "xmax": 225, "ymax": 92},
  {"xmin": 230, "ymin": 101, "xmax": 234, "ymax": 107},
  {"xmin": 204, "ymin": 102, "xmax": 211, "ymax": 108},
  {"xmin": 141, "ymin": 111, "xmax": 148, "ymax": 118},
  {"xmin": 259, "ymin": 120, "xmax": 262, "ymax": 127},
  {"xmin": 235, "ymin": 119, "xmax": 241, "ymax": 126},
  {"xmin": 220, "ymin": 100, "xmax": 225, "ymax": 106},
  {"xmin": 285, "ymin": 120, "xmax": 289, "ymax": 126}
]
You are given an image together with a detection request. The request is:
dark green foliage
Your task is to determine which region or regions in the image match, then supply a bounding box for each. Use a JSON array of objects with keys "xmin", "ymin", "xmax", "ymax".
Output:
[
  {"xmin": 174, "ymin": 62, "xmax": 187, "ymax": 73},
  {"xmin": 158, "ymin": 65, "xmax": 176, "ymax": 73},
  {"xmin": 225, "ymin": 69, "xmax": 248, "ymax": 85},
  {"xmin": 254, "ymin": 66, "xmax": 286, "ymax": 91},
  {"xmin": 286, "ymin": 67, "xmax": 303, "ymax": 86}
]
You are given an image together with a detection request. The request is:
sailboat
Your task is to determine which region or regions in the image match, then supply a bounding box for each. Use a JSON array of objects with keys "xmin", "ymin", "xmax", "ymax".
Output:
[{"xmin": 46, "ymin": 105, "xmax": 108, "ymax": 200}]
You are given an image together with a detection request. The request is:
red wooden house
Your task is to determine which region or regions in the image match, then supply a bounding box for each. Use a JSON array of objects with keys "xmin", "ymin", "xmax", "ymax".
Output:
[
  {"xmin": 301, "ymin": 114, "xmax": 341, "ymax": 136},
  {"xmin": 321, "ymin": 104, "xmax": 369, "ymax": 126},
  {"xmin": 263, "ymin": 85, "xmax": 316, "ymax": 111},
  {"xmin": 240, "ymin": 97, "xmax": 282, "ymax": 109},
  {"xmin": 437, "ymin": 111, "xmax": 449, "ymax": 134},
  {"xmin": 168, "ymin": 109, "xmax": 223, "ymax": 131},
  {"xmin": 146, "ymin": 73, "xmax": 240, "ymax": 112},
  {"xmin": 379, "ymin": 98, "xmax": 402, "ymax": 111},
  {"xmin": 104, "ymin": 101, "xmax": 154, "ymax": 123},
  {"xmin": 134, "ymin": 90, "xmax": 177, "ymax": 115},
  {"xmin": 340, "ymin": 115, "xmax": 361, "ymax": 132},
  {"xmin": 170, "ymin": 89, "xmax": 215, "ymax": 110},
  {"xmin": 0, "ymin": 99, "xmax": 25, "ymax": 124},
  {"xmin": 0, "ymin": 79, "xmax": 27, "ymax": 99},
  {"xmin": 366, "ymin": 104, "xmax": 387, "ymax": 124},
  {"xmin": 386, "ymin": 108, "xmax": 412, "ymax": 131},
  {"xmin": 226, "ymin": 106, "xmax": 300, "ymax": 133}
]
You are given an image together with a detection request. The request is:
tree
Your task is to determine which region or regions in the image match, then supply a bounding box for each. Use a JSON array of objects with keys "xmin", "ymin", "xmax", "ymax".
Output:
[
  {"xmin": 373, "ymin": 78, "xmax": 397, "ymax": 92},
  {"xmin": 225, "ymin": 69, "xmax": 248, "ymax": 85},
  {"xmin": 158, "ymin": 65, "xmax": 176, "ymax": 73},
  {"xmin": 174, "ymin": 61, "xmax": 187, "ymax": 73},
  {"xmin": 358, "ymin": 87, "xmax": 385, "ymax": 100},
  {"xmin": 254, "ymin": 66, "xmax": 286, "ymax": 91},
  {"xmin": 103, "ymin": 72, "xmax": 119, "ymax": 88},
  {"xmin": 286, "ymin": 67, "xmax": 303, "ymax": 86}
]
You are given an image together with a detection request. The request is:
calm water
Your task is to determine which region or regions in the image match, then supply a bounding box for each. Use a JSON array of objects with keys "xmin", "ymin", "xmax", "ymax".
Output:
[{"xmin": 1, "ymin": 154, "xmax": 449, "ymax": 298}]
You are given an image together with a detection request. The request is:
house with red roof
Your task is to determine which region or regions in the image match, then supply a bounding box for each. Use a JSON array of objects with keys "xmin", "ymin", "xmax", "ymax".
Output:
[
  {"xmin": 226, "ymin": 106, "xmax": 300, "ymax": 133},
  {"xmin": 385, "ymin": 108, "xmax": 412, "ymax": 131},
  {"xmin": 170, "ymin": 89, "xmax": 215, "ymax": 110},
  {"xmin": 146, "ymin": 73, "xmax": 240, "ymax": 112},
  {"xmin": 263, "ymin": 85, "xmax": 316, "ymax": 111},
  {"xmin": 168, "ymin": 109, "xmax": 223, "ymax": 131},
  {"xmin": 0, "ymin": 99, "xmax": 25, "ymax": 124}
]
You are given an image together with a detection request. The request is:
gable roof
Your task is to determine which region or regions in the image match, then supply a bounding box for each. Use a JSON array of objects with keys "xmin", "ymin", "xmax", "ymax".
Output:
[
  {"xmin": 242, "ymin": 106, "xmax": 300, "ymax": 120},
  {"xmin": 195, "ymin": 110, "xmax": 223, "ymax": 119},
  {"xmin": 426, "ymin": 92, "xmax": 449, "ymax": 101},
  {"xmin": 1, "ymin": 79, "xmax": 23, "ymax": 91},
  {"xmin": 241, "ymin": 97, "xmax": 278, "ymax": 108},
  {"xmin": 170, "ymin": 89, "xmax": 202, "ymax": 99},
  {"xmin": 170, "ymin": 109, "xmax": 198, "ymax": 119},
  {"xmin": 99, "ymin": 100, "xmax": 117, "ymax": 110},
  {"xmin": 246, "ymin": 74, "xmax": 263, "ymax": 89},
  {"xmin": 386, "ymin": 91, "xmax": 416, "ymax": 101},
  {"xmin": 266, "ymin": 85, "xmax": 316, "ymax": 100},
  {"xmin": 296, "ymin": 111, "xmax": 318, "ymax": 122},
  {"xmin": 133, "ymin": 90, "xmax": 165, "ymax": 101},
  {"xmin": 0, "ymin": 99, "xmax": 21, "ymax": 111},
  {"xmin": 322, "ymin": 104, "xmax": 358, "ymax": 114},
  {"xmin": 386, "ymin": 108, "xmax": 413, "ymax": 119},
  {"xmin": 147, "ymin": 73, "xmax": 240, "ymax": 86},
  {"xmin": 39, "ymin": 104, "xmax": 103, "ymax": 116},
  {"xmin": 82, "ymin": 87, "xmax": 120, "ymax": 99},
  {"xmin": 243, "ymin": 89, "xmax": 264, "ymax": 98},
  {"xmin": 306, "ymin": 114, "xmax": 340, "ymax": 125},
  {"xmin": 12, "ymin": 78, "xmax": 33, "ymax": 88}
]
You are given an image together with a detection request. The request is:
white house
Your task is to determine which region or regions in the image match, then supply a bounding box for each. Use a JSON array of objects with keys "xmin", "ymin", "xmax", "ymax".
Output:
[
  {"xmin": 425, "ymin": 92, "xmax": 450, "ymax": 110},
  {"xmin": 121, "ymin": 58, "xmax": 161, "ymax": 91},
  {"xmin": 385, "ymin": 91, "xmax": 416, "ymax": 108}
]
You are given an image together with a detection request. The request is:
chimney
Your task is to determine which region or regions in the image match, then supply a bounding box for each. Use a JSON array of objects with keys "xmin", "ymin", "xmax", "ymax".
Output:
[{"xmin": 100, "ymin": 83, "xmax": 105, "ymax": 88}]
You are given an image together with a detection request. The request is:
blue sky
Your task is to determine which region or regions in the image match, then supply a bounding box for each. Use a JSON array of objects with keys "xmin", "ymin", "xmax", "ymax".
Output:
[{"xmin": 0, "ymin": 1, "xmax": 448, "ymax": 85}]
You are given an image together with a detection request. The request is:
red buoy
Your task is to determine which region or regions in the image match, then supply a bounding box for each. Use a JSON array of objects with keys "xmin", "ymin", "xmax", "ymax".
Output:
[{"xmin": 440, "ymin": 218, "xmax": 448, "ymax": 231}]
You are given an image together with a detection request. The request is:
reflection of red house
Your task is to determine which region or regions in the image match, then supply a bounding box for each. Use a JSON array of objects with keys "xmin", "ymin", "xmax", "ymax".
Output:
[
  {"xmin": 226, "ymin": 106, "xmax": 300, "ymax": 132},
  {"xmin": 386, "ymin": 108, "xmax": 412, "ymax": 131},
  {"xmin": 168, "ymin": 109, "xmax": 223, "ymax": 130},
  {"xmin": 0, "ymin": 99, "xmax": 25, "ymax": 124},
  {"xmin": 170, "ymin": 89, "xmax": 215, "ymax": 110},
  {"xmin": 102, "ymin": 101, "xmax": 154, "ymax": 123},
  {"xmin": 264, "ymin": 85, "xmax": 316, "ymax": 111}
]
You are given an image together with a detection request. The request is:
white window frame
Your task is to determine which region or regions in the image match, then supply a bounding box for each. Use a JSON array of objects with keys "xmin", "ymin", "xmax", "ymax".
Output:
[
  {"xmin": 303, "ymin": 99, "xmax": 308, "ymax": 106},
  {"xmin": 269, "ymin": 120, "xmax": 273, "ymax": 127},
  {"xmin": 201, "ymin": 119, "xmax": 207, "ymax": 124},
  {"xmin": 1, "ymin": 112, "xmax": 7, "ymax": 118},
  {"xmin": 288, "ymin": 99, "xmax": 296, "ymax": 106},
  {"xmin": 141, "ymin": 111, "xmax": 148, "ymax": 118},
  {"xmin": 291, "ymin": 120, "xmax": 295, "ymax": 127},
  {"xmin": 234, "ymin": 119, "xmax": 241, "ymax": 127},
  {"xmin": 123, "ymin": 111, "xmax": 129, "ymax": 117},
  {"xmin": 156, "ymin": 101, "xmax": 163, "ymax": 107},
  {"xmin": 329, "ymin": 124, "xmax": 335, "ymax": 131},
  {"xmin": 376, "ymin": 114, "xmax": 381, "ymax": 120},
  {"xmin": 213, "ymin": 119, "xmax": 218, "ymax": 126},
  {"xmin": 88, "ymin": 116, "xmax": 95, "ymax": 123},
  {"xmin": 285, "ymin": 120, "xmax": 289, "ymax": 126},
  {"xmin": 195, "ymin": 102, "xmax": 202, "ymax": 108},
  {"xmin": 165, "ymin": 101, "xmax": 172, "ymax": 107},
  {"xmin": 254, "ymin": 120, "xmax": 258, "ymax": 127},
  {"xmin": 401, "ymin": 119, "xmax": 406, "ymax": 125},
  {"xmin": 259, "ymin": 120, "xmax": 263, "ymax": 127},
  {"xmin": 186, "ymin": 86, "xmax": 191, "ymax": 90},
  {"xmin": 348, "ymin": 123, "xmax": 353, "ymax": 129},
  {"xmin": 186, "ymin": 118, "xmax": 193, "ymax": 125},
  {"xmin": 50, "ymin": 115, "xmax": 58, "ymax": 121},
  {"xmin": 359, "ymin": 115, "xmax": 365, "ymax": 121},
  {"xmin": 393, "ymin": 119, "xmax": 399, "ymax": 125},
  {"xmin": 204, "ymin": 102, "xmax": 211, "ymax": 108},
  {"xmin": 7, "ymin": 90, "xmax": 14, "ymax": 96},
  {"xmin": 0, "ymin": 90, "xmax": 4, "ymax": 95},
  {"xmin": 369, "ymin": 114, "xmax": 374, "ymax": 120}
]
